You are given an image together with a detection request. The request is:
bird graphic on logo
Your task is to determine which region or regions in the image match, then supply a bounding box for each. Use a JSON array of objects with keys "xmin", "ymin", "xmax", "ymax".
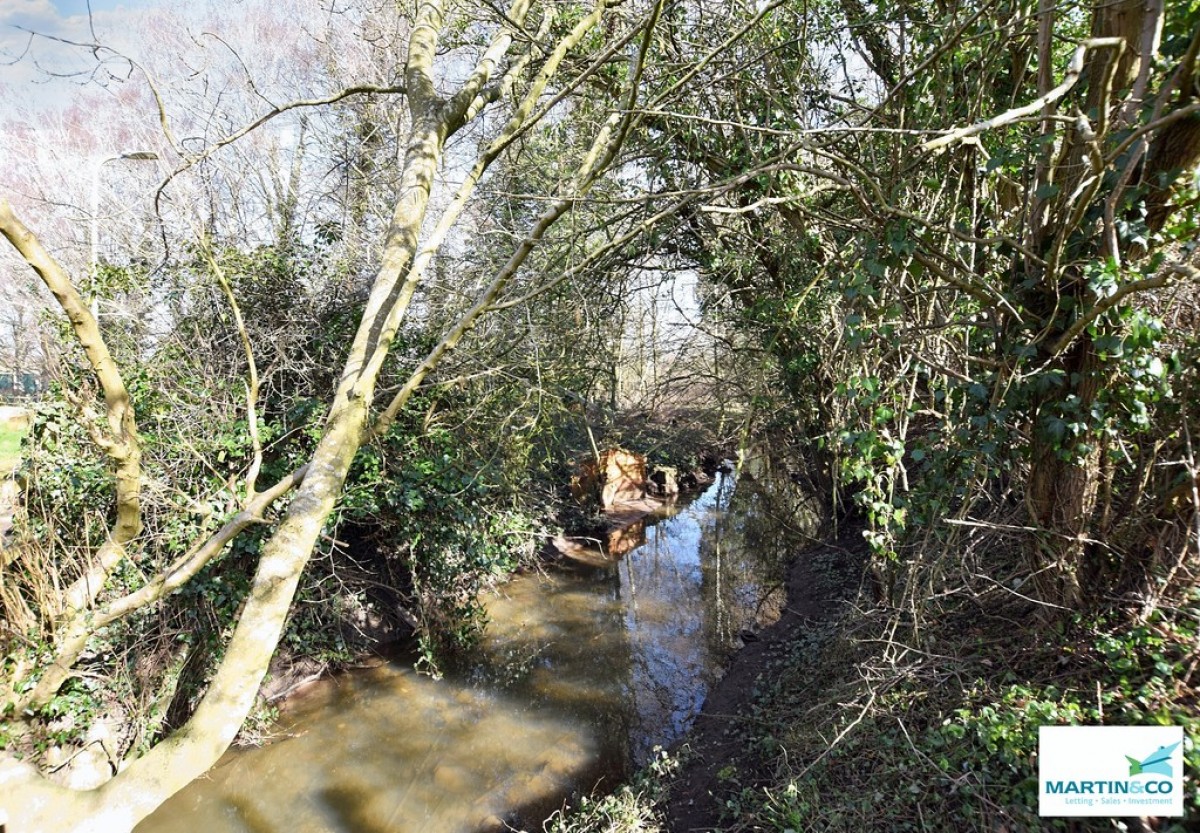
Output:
[{"xmin": 1126, "ymin": 741, "xmax": 1181, "ymax": 777}]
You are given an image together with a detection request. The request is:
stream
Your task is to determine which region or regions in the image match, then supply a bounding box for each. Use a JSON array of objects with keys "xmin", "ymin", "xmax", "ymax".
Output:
[{"xmin": 138, "ymin": 459, "xmax": 816, "ymax": 833}]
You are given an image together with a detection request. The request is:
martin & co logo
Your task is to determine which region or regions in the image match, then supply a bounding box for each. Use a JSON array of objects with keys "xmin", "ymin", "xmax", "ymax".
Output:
[{"xmin": 1039, "ymin": 726, "xmax": 1185, "ymax": 817}]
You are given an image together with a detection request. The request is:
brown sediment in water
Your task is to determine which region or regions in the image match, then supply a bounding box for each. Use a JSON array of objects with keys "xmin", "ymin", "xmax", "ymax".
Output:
[{"xmin": 137, "ymin": 467, "xmax": 811, "ymax": 833}]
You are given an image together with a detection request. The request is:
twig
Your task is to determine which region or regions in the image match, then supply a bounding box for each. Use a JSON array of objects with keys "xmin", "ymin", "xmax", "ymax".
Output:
[{"xmin": 793, "ymin": 688, "xmax": 877, "ymax": 780}]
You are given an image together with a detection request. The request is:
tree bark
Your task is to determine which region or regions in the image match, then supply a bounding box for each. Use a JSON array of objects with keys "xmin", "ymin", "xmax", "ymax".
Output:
[
  {"xmin": 1025, "ymin": 341, "xmax": 1105, "ymax": 608},
  {"xmin": 0, "ymin": 0, "xmax": 453, "ymax": 826}
]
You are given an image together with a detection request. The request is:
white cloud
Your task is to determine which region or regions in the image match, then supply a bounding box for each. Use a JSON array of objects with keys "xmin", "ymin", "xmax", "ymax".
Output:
[
  {"xmin": 0, "ymin": 1, "xmax": 164, "ymax": 106},
  {"xmin": 0, "ymin": 0, "xmax": 66, "ymax": 27},
  {"xmin": 0, "ymin": 1, "xmax": 92, "ymax": 83}
]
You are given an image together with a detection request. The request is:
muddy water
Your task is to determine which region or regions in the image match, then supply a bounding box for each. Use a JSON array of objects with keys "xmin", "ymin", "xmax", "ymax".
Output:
[{"xmin": 138, "ymin": 462, "xmax": 815, "ymax": 833}]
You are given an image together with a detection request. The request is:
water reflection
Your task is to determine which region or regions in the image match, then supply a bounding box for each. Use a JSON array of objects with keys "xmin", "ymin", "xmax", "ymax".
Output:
[{"xmin": 138, "ymin": 465, "xmax": 814, "ymax": 833}]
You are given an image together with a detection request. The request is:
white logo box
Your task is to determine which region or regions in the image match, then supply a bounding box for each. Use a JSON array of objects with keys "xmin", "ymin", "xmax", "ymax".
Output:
[{"xmin": 1039, "ymin": 726, "xmax": 1186, "ymax": 817}]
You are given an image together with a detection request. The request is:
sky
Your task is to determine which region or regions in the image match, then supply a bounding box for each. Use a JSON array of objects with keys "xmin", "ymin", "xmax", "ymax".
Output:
[
  {"xmin": 0, "ymin": 0, "xmax": 157, "ymax": 67},
  {"xmin": 0, "ymin": 0, "xmax": 163, "ymax": 86},
  {"xmin": 1, "ymin": 0, "xmax": 143, "ymax": 35},
  {"xmin": 48, "ymin": 0, "xmax": 137, "ymax": 13}
]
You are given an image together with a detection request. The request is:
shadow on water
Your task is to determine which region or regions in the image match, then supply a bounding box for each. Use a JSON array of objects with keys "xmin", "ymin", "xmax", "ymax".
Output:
[{"xmin": 137, "ymin": 459, "xmax": 818, "ymax": 833}]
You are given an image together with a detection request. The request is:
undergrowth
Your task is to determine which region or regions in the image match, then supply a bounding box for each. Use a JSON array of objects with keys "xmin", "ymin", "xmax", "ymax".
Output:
[
  {"xmin": 717, "ymin": 576, "xmax": 1199, "ymax": 831},
  {"xmin": 536, "ymin": 748, "xmax": 680, "ymax": 833}
]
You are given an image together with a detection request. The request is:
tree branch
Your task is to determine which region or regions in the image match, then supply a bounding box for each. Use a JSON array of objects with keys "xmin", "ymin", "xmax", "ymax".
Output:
[
  {"xmin": 0, "ymin": 198, "xmax": 143, "ymax": 622},
  {"xmin": 1051, "ymin": 263, "xmax": 1195, "ymax": 357},
  {"xmin": 154, "ymin": 84, "xmax": 407, "ymax": 210},
  {"xmin": 923, "ymin": 38, "xmax": 1126, "ymax": 152}
]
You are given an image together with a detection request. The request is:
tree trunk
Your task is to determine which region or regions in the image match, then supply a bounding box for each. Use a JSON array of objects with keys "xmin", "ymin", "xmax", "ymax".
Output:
[
  {"xmin": 1019, "ymin": 2, "xmax": 1178, "ymax": 610},
  {"xmin": 0, "ymin": 1, "xmax": 453, "ymax": 825},
  {"xmin": 1024, "ymin": 328, "xmax": 1107, "ymax": 608}
]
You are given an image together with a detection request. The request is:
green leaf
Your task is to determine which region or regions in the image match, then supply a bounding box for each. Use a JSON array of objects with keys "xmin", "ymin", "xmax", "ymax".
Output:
[{"xmin": 1034, "ymin": 182, "xmax": 1060, "ymax": 199}]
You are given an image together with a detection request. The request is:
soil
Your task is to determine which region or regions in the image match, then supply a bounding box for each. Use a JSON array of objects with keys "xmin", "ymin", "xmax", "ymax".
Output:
[{"xmin": 662, "ymin": 523, "xmax": 867, "ymax": 832}]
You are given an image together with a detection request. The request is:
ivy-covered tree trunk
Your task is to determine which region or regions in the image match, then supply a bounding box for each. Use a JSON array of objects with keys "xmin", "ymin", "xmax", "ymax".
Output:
[
  {"xmin": 1019, "ymin": 2, "xmax": 1199, "ymax": 609},
  {"xmin": 1025, "ymin": 341, "xmax": 1105, "ymax": 608}
]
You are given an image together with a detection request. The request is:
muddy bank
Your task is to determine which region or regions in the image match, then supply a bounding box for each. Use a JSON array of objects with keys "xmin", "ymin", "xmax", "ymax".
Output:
[{"xmin": 663, "ymin": 522, "xmax": 866, "ymax": 832}]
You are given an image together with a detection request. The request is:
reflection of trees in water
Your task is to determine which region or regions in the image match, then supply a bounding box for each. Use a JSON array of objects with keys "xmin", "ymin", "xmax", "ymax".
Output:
[
  {"xmin": 697, "ymin": 462, "xmax": 822, "ymax": 682},
  {"xmin": 618, "ymin": 491, "xmax": 711, "ymax": 764},
  {"xmin": 614, "ymin": 466, "xmax": 815, "ymax": 764},
  {"xmin": 140, "ymin": 468, "xmax": 822, "ymax": 833}
]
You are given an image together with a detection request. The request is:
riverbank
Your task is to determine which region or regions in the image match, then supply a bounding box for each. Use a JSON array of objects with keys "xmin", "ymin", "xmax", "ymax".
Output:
[
  {"xmin": 662, "ymin": 522, "xmax": 867, "ymax": 830},
  {"xmin": 549, "ymin": 517, "xmax": 1198, "ymax": 832},
  {"xmin": 688, "ymin": 553, "xmax": 1200, "ymax": 831}
]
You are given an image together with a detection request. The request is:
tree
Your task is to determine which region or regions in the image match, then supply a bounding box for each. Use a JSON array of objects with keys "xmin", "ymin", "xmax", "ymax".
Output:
[
  {"xmin": 1008, "ymin": 0, "xmax": 1200, "ymax": 606},
  {"xmin": 0, "ymin": 0, "xmax": 666, "ymax": 828},
  {"xmin": 0, "ymin": 280, "xmax": 47, "ymax": 398},
  {"xmin": 632, "ymin": 0, "xmax": 1198, "ymax": 609}
]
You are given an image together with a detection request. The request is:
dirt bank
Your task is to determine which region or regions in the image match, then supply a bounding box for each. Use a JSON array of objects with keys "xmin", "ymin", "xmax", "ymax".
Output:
[{"xmin": 663, "ymin": 523, "xmax": 866, "ymax": 832}]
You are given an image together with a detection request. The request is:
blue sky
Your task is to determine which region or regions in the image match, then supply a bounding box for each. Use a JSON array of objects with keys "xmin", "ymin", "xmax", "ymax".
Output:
[
  {"xmin": 50, "ymin": 0, "xmax": 147, "ymax": 14},
  {"xmin": 0, "ymin": 0, "xmax": 156, "ymax": 90},
  {"xmin": 2, "ymin": 0, "xmax": 158, "ymax": 34}
]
